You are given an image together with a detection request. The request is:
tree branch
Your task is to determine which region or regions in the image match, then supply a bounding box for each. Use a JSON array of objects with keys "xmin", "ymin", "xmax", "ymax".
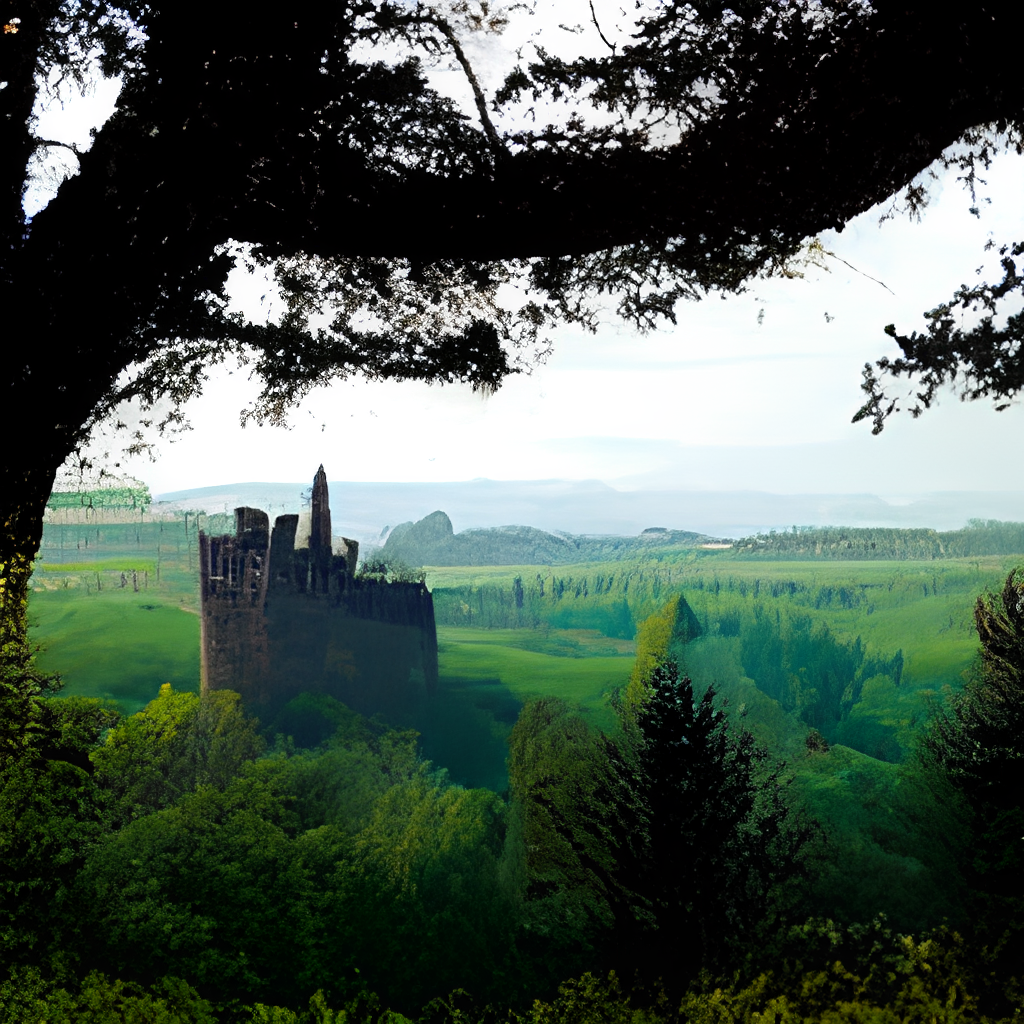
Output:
[
  {"xmin": 588, "ymin": 1, "xmax": 616, "ymax": 54},
  {"xmin": 423, "ymin": 12, "xmax": 509, "ymax": 161},
  {"xmin": 33, "ymin": 138, "xmax": 86, "ymax": 158}
]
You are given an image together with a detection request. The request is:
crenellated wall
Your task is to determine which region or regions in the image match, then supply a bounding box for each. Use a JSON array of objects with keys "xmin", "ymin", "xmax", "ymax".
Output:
[{"xmin": 199, "ymin": 468, "xmax": 438, "ymax": 726}]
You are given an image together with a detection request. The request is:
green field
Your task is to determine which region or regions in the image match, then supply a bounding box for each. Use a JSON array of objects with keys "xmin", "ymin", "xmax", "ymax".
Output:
[
  {"xmin": 426, "ymin": 556, "xmax": 1015, "ymax": 701},
  {"xmin": 31, "ymin": 540, "xmax": 1018, "ymax": 750},
  {"xmin": 29, "ymin": 515, "xmax": 208, "ymax": 714},
  {"xmin": 29, "ymin": 588, "xmax": 201, "ymax": 714},
  {"xmin": 438, "ymin": 627, "xmax": 634, "ymax": 723}
]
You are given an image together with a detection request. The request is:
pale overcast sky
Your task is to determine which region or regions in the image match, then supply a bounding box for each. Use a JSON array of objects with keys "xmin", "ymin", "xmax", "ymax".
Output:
[{"xmin": 35, "ymin": 3, "xmax": 1024, "ymax": 500}]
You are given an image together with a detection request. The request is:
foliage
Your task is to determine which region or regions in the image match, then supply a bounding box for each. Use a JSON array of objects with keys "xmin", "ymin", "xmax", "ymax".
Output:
[
  {"xmin": 77, "ymin": 760, "xmax": 351, "ymax": 1005},
  {"xmin": 0, "ymin": 967, "xmax": 217, "ymax": 1024},
  {"xmin": 791, "ymin": 746, "xmax": 971, "ymax": 935},
  {"xmin": 349, "ymin": 775, "xmax": 516, "ymax": 1010},
  {"xmin": 65, "ymin": 691, "xmax": 518, "ymax": 1012},
  {"xmin": 857, "ymin": 242, "xmax": 1024, "ymax": 434},
  {"xmin": 625, "ymin": 594, "xmax": 702, "ymax": 707},
  {"xmin": 739, "ymin": 612, "xmax": 897, "ymax": 744},
  {"xmin": 624, "ymin": 661, "xmax": 818, "ymax": 985},
  {"xmin": 925, "ymin": 567, "xmax": 1024, "ymax": 815},
  {"xmin": 0, "ymin": 750, "xmax": 106, "ymax": 967},
  {"xmin": 730, "ymin": 523, "xmax": 1024, "ymax": 560},
  {"xmin": 12, "ymin": 542, "xmax": 1024, "ymax": 1015},
  {"xmin": 432, "ymin": 562, "xmax": 687, "ymax": 638},
  {"xmin": 625, "ymin": 597, "xmax": 680, "ymax": 708},
  {"xmin": 920, "ymin": 567, "xmax": 1024, "ymax": 993},
  {"xmin": 0, "ymin": 670, "xmax": 119, "ymax": 967},
  {"xmin": 513, "ymin": 971, "xmax": 668, "ymax": 1024},
  {"xmin": 505, "ymin": 698, "xmax": 650, "ymax": 987},
  {"xmin": 505, "ymin": 652, "xmax": 817, "ymax": 994},
  {"xmin": 357, "ymin": 555, "xmax": 426, "ymax": 586},
  {"xmin": 90, "ymin": 684, "xmax": 264, "ymax": 826},
  {"xmin": 682, "ymin": 918, "xmax": 1008, "ymax": 1024}
]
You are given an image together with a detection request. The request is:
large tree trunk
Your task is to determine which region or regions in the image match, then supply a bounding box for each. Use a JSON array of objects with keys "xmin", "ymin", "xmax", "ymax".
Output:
[
  {"xmin": 1, "ymin": 461, "xmax": 60, "ymax": 657},
  {"xmin": 0, "ymin": 456, "xmax": 62, "ymax": 757}
]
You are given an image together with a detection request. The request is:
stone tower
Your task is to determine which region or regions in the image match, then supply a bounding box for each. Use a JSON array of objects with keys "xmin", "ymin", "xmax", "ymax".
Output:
[
  {"xmin": 309, "ymin": 463, "xmax": 332, "ymax": 594},
  {"xmin": 199, "ymin": 466, "xmax": 438, "ymax": 726}
]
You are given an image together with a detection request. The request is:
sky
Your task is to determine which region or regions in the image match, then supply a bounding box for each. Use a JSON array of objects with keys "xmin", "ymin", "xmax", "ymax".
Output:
[{"xmin": 32, "ymin": 2, "xmax": 1024, "ymax": 504}]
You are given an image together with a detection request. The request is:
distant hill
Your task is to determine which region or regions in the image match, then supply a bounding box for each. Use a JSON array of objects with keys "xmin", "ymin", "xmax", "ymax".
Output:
[
  {"xmin": 380, "ymin": 511, "xmax": 717, "ymax": 566},
  {"xmin": 154, "ymin": 478, "xmax": 1024, "ymax": 549},
  {"xmin": 378, "ymin": 511, "xmax": 1024, "ymax": 568}
]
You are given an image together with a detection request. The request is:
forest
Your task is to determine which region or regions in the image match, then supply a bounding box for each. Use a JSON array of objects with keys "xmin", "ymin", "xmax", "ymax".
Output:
[{"xmin": 4, "ymin": 500, "xmax": 1024, "ymax": 1022}]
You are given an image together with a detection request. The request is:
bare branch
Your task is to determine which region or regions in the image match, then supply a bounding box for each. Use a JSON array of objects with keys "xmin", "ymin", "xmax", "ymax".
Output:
[
  {"xmin": 32, "ymin": 138, "xmax": 85, "ymax": 157},
  {"xmin": 589, "ymin": 1, "xmax": 616, "ymax": 54},
  {"xmin": 822, "ymin": 248, "xmax": 895, "ymax": 295},
  {"xmin": 425, "ymin": 12, "xmax": 509, "ymax": 160}
]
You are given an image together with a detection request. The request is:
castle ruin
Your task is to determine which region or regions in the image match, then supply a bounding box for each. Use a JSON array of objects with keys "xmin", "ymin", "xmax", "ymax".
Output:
[{"xmin": 199, "ymin": 465, "xmax": 438, "ymax": 726}]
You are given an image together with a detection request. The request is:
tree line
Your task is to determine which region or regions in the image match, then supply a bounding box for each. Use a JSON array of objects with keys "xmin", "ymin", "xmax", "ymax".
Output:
[{"xmin": 731, "ymin": 522, "xmax": 1024, "ymax": 560}]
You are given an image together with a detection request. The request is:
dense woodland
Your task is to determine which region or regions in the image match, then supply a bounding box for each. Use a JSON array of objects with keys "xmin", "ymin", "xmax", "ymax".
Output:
[{"xmin": 4, "ymin": 505, "xmax": 1024, "ymax": 1021}]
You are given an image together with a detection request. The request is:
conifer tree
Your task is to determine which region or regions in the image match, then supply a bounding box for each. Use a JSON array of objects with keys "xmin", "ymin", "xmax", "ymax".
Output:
[
  {"xmin": 625, "ymin": 661, "xmax": 815, "ymax": 983},
  {"xmin": 925, "ymin": 568, "xmax": 1024, "ymax": 899}
]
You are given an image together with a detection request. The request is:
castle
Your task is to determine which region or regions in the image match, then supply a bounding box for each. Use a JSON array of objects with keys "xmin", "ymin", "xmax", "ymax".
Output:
[{"xmin": 199, "ymin": 466, "xmax": 438, "ymax": 726}]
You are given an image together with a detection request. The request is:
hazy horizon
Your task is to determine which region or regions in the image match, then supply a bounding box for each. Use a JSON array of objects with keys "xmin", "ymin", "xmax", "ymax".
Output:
[{"xmin": 148, "ymin": 476, "xmax": 1024, "ymax": 548}]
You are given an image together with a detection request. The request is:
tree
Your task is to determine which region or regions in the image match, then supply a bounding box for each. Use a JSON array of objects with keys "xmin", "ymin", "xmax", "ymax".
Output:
[
  {"xmin": 0, "ymin": 693, "xmax": 119, "ymax": 969},
  {"xmin": 506, "ymin": 698, "xmax": 651, "ymax": 986},
  {"xmin": 5, "ymin": 0, "xmax": 1024, "ymax": 658},
  {"xmin": 625, "ymin": 662, "xmax": 817, "ymax": 983},
  {"xmin": 924, "ymin": 568, "xmax": 1024, "ymax": 899},
  {"xmin": 918, "ymin": 567, "xmax": 1024, "ymax": 1011},
  {"xmin": 90, "ymin": 684, "xmax": 265, "ymax": 827},
  {"xmin": 926, "ymin": 570, "xmax": 1024, "ymax": 802},
  {"xmin": 506, "ymin": 669, "xmax": 816, "ymax": 991}
]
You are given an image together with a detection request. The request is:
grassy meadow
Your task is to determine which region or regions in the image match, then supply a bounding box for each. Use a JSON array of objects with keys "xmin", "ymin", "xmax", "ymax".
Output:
[
  {"xmin": 29, "ymin": 513, "xmax": 214, "ymax": 713},
  {"xmin": 29, "ymin": 589, "xmax": 201, "ymax": 714}
]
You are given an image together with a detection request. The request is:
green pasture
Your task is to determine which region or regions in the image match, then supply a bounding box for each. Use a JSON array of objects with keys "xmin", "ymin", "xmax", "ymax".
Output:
[
  {"xmin": 34, "ymin": 559, "xmax": 159, "ymax": 575},
  {"xmin": 424, "ymin": 565, "xmax": 562, "ymax": 588},
  {"xmin": 28, "ymin": 588, "xmax": 200, "ymax": 715},
  {"xmin": 437, "ymin": 626, "xmax": 634, "ymax": 731},
  {"xmin": 428, "ymin": 556, "xmax": 1013, "ymax": 714}
]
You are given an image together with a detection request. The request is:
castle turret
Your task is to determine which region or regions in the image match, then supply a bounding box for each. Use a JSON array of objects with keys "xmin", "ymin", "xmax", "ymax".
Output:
[
  {"xmin": 310, "ymin": 464, "xmax": 332, "ymax": 594},
  {"xmin": 269, "ymin": 514, "xmax": 299, "ymax": 591}
]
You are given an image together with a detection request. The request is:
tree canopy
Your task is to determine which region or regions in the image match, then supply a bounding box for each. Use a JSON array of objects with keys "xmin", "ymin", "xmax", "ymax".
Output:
[{"xmin": 4, "ymin": 0, "xmax": 1024, "ymax": 650}]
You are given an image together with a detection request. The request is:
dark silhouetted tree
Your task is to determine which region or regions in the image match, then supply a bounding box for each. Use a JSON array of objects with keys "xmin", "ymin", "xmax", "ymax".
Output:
[{"xmin": 626, "ymin": 661, "xmax": 816, "ymax": 984}]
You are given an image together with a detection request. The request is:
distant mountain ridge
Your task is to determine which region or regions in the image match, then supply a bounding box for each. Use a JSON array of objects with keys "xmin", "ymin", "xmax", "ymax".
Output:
[
  {"xmin": 381, "ymin": 511, "xmax": 714, "ymax": 566},
  {"xmin": 154, "ymin": 478, "xmax": 1024, "ymax": 549}
]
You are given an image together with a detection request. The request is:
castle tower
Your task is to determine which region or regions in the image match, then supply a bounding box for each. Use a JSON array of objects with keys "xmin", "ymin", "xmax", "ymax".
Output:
[
  {"xmin": 199, "ymin": 464, "xmax": 438, "ymax": 725},
  {"xmin": 199, "ymin": 506, "xmax": 271, "ymax": 699},
  {"xmin": 310, "ymin": 464, "xmax": 332, "ymax": 594}
]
